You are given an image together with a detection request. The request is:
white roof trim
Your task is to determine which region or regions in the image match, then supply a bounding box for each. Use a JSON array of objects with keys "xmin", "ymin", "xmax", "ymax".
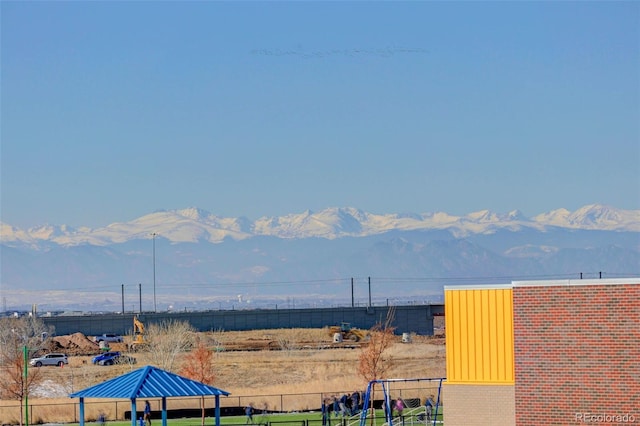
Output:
[
  {"xmin": 513, "ymin": 277, "xmax": 639, "ymax": 287},
  {"xmin": 444, "ymin": 283, "xmax": 512, "ymax": 291},
  {"xmin": 444, "ymin": 277, "xmax": 639, "ymax": 291}
]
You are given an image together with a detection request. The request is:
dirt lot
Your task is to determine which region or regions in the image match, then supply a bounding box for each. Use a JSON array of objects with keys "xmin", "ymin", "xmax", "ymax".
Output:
[{"xmin": 35, "ymin": 326, "xmax": 445, "ymax": 394}]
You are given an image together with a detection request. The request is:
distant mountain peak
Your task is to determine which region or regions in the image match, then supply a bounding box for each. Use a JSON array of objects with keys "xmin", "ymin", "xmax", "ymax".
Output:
[
  {"xmin": 570, "ymin": 204, "xmax": 623, "ymax": 225},
  {"xmin": 3, "ymin": 204, "xmax": 639, "ymax": 310},
  {"xmin": 533, "ymin": 204, "xmax": 639, "ymax": 230},
  {"xmin": 506, "ymin": 210, "xmax": 525, "ymax": 221},
  {"xmin": 465, "ymin": 209, "xmax": 501, "ymax": 222},
  {"xmin": 1, "ymin": 204, "xmax": 638, "ymax": 248},
  {"xmin": 176, "ymin": 207, "xmax": 213, "ymax": 220}
]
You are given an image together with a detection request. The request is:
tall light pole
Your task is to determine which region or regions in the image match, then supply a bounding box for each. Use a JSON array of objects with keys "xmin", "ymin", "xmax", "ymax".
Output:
[
  {"xmin": 23, "ymin": 345, "xmax": 29, "ymax": 426},
  {"xmin": 152, "ymin": 232, "xmax": 157, "ymax": 312}
]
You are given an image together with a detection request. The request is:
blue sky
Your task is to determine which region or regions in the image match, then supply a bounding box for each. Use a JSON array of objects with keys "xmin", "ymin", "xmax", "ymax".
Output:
[{"xmin": 2, "ymin": 1, "xmax": 639, "ymax": 229}]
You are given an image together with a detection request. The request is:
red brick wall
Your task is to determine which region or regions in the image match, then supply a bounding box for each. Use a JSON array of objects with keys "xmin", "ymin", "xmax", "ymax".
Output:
[{"xmin": 513, "ymin": 283, "xmax": 640, "ymax": 425}]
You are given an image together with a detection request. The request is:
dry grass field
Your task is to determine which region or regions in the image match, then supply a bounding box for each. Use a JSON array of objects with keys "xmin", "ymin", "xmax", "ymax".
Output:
[{"xmin": 0, "ymin": 324, "xmax": 446, "ymax": 424}]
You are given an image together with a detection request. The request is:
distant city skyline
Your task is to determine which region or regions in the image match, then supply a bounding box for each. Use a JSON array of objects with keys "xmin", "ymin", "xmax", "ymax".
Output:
[{"xmin": 2, "ymin": 2, "xmax": 638, "ymax": 229}]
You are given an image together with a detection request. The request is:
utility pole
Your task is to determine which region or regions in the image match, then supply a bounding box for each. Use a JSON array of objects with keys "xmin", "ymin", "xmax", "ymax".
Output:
[
  {"xmin": 351, "ymin": 277, "xmax": 354, "ymax": 308},
  {"xmin": 24, "ymin": 345, "xmax": 29, "ymax": 426},
  {"xmin": 152, "ymin": 232, "xmax": 157, "ymax": 312}
]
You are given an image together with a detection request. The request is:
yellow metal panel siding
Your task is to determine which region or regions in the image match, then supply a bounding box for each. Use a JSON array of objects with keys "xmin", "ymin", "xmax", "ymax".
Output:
[
  {"xmin": 474, "ymin": 290, "xmax": 483, "ymax": 375},
  {"xmin": 445, "ymin": 288, "xmax": 514, "ymax": 384},
  {"xmin": 445, "ymin": 290, "xmax": 460, "ymax": 381},
  {"xmin": 503, "ymin": 290, "xmax": 514, "ymax": 380},
  {"xmin": 496, "ymin": 290, "xmax": 506, "ymax": 380},
  {"xmin": 481, "ymin": 290, "xmax": 491, "ymax": 377}
]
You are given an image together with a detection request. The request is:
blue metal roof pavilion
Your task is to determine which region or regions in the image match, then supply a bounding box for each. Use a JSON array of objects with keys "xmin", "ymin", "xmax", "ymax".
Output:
[{"xmin": 69, "ymin": 365, "xmax": 230, "ymax": 426}]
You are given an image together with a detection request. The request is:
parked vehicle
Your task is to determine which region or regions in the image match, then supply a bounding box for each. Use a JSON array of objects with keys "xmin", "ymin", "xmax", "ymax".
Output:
[
  {"xmin": 30, "ymin": 353, "xmax": 68, "ymax": 367},
  {"xmin": 97, "ymin": 353, "xmax": 136, "ymax": 366},
  {"xmin": 94, "ymin": 333, "xmax": 123, "ymax": 343},
  {"xmin": 91, "ymin": 351, "xmax": 121, "ymax": 365}
]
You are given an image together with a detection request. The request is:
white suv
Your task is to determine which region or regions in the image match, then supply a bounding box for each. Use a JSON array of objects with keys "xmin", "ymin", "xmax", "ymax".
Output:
[
  {"xmin": 94, "ymin": 333, "xmax": 123, "ymax": 343},
  {"xmin": 30, "ymin": 353, "xmax": 68, "ymax": 367}
]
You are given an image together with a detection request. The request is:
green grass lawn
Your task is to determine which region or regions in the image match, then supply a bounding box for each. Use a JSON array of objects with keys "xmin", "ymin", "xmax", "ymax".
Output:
[{"xmin": 62, "ymin": 409, "xmax": 443, "ymax": 426}]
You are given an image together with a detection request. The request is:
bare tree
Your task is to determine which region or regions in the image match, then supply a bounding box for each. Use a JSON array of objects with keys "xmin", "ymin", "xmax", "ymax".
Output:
[
  {"xmin": 0, "ymin": 316, "xmax": 52, "ymax": 426},
  {"xmin": 357, "ymin": 307, "xmax": 396, "ymax": 383},
  {"xmin": 0, "ymin": 316, "xmax": 52, "ymax": 361},
  {"xmin": 179, "ymin": 338, "xmax": 216, "ymax": 426},
  {"xmin": 208, "ymin": 327, "xmax": 226, "ymax": 354},
  {"xmin": 276, "ymin": 335, "xmax": 299, "ymax": 354},
  {"xmin": 357, "ymin": 307, "xmax": 396, "ymax": 426},
  {"xmin": 144, "ymin": 319, "xmax": 195, "ymax": 371}
]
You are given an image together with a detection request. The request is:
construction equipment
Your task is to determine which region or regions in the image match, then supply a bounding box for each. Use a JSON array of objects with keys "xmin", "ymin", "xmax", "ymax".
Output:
[
  {"xmin": 128, "ymin": 316, "xmax": 148, "ymax": 351},
  {"xmin": 328, "ymin": 322, "xmax": 369, "ymax": 342}
]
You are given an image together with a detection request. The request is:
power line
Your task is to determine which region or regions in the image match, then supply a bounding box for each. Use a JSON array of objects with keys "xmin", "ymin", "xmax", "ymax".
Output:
[{"xmin": 16, "ymin": 271, "xmax": 639, "ymax": 294}]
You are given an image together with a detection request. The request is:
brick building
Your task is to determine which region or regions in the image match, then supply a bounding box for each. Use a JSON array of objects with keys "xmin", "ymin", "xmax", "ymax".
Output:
[{"xmin": 443, "ymin": 278, "xmax": 639, "ymax": 426}]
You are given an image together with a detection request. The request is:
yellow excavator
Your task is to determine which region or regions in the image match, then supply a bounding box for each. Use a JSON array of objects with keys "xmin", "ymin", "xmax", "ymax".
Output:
[
  {"xmin": 328, "ymin": 322, "xmax": 369, "ymax": 342},
  {"xmin": 128, "ymin": 315, "xmax": 148, "ymax": 351}
]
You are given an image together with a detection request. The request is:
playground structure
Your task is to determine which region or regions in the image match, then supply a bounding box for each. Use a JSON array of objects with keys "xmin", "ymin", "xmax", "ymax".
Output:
[{"xmin": 358, "ymin": 378, "xmax": 444, "ymax": 426}]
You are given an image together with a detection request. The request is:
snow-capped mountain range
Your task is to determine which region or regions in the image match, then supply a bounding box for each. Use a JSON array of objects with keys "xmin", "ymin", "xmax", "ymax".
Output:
[
  {"xmin": 2, "ymin": 204, "xmax": 638, "ymax": 248},
  {"xmin": 1, "ymin": 204, "xmax": 638, "ymax": 312}
]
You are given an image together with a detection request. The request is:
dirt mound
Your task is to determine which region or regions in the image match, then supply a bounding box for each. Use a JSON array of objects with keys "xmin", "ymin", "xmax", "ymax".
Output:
[{"xmin": 49, "ymin": 332, "xmax": 100, "ymax": 356}]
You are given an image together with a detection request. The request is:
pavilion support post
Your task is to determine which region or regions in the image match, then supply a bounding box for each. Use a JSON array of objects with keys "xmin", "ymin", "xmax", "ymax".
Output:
[
  {"xmin": 131, "ymin": 399, "xmax": 137, "ymax": 426},
  {"xmin": 215, "ymin": 395, "xmax": 221, "ymax": 426},
  {"xmin": 79, "ymin": 397, "xmax": 85, "ymax": 426},
  {"xmin": 162, "ymin": 397, "xmax": 167, "ymax": 426}
]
